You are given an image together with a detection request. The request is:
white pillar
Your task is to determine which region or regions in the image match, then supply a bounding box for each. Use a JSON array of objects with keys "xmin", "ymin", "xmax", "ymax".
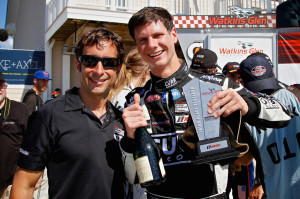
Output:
[
  {"xmin": 148, "ymin": 0, "xmax": 155, "ymax": 7},
  {"xmin": 183, "ymin": 0, "xmax": 190, "ymax": 15},
  {"xmin": 44, "ymin": 39, "xmax": 55, "ymax": 101},
  {"xmin": 266, "ymin": 0, "xmax": 272, "ymax": 14},
  {"xmin": 111, "ymin": 0, "xmax": 116, "ymax": 10},
  {"xmin": 62, "ymin": 54, "xmax": 71, "ymax": 94}
]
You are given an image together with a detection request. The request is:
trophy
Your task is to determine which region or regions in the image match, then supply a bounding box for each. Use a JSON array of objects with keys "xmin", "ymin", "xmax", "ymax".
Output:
[{"xmin": 183, "ymin": 78, "xmax": 244, "ymax": 164}]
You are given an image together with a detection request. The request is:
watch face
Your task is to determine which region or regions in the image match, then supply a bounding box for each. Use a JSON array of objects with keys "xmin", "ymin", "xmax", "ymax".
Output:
[{"xmin": 254, "ymin": 178, "xmax": 261, "ymax": 185}]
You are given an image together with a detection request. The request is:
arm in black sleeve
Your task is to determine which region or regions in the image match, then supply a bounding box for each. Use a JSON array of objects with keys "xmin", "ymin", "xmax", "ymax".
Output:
[{"xmin": 228, "ymin": 79, "xmax": 291, "ymax": 128}]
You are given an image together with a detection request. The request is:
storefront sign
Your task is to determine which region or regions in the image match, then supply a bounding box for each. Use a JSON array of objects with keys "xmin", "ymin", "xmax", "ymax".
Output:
[{"xmin": 0, "ymin": 49, "xmax": 45, "ymax": 85}]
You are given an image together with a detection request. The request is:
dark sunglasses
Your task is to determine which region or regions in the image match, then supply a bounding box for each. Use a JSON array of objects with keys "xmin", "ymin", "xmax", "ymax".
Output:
[{"xmin": 78, "ymin": 55, "xmax": 120, "ymax": 69}]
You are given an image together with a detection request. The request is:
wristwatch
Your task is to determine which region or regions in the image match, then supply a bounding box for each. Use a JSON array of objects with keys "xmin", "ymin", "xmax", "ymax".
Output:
[{"xmin": 254, "ymin": 177, "xmax": 261, "ymax": 185}]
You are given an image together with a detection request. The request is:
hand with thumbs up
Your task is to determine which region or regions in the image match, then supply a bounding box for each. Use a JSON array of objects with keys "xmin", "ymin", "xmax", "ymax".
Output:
[{"xmin": 122, "ymin": 93, "xmax": 148, "ymax": 139}]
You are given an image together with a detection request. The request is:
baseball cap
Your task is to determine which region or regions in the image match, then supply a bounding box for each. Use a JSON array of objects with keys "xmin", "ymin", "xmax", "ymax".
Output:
[
  {"xmin": 191, "ymin": 48, "xmax": 218, "ymax": 69},
  {"xmin": 222, "ymin": 62, "xmax": 240, "ymax": 75},
  {"xmin": 34, "ymin": 70, "xmax": 52, "ymax": 80},
  {"xmin": 0, "ymin": 73, "xmax": 5, "ymax": 82},
  {"xmin": 240, "ymin": 55, "xmax": 278, "ymax": 93},
  {"xmin": 247, "ymin": 52, "xmax": 273, "ymax": 68}
]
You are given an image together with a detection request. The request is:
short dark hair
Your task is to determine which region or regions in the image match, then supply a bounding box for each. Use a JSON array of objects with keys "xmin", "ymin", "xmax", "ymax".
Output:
[
  {"xmin": 75, "ymin": 27, "xmax": 124, "ymax": 64},
  {"xmin": 128, "ymin": 7, "xmax": 174, "ymax": 42}
]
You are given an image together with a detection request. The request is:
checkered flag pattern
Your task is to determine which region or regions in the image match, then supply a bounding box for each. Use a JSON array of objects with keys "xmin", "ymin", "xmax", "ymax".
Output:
[
  {"xmin": 173, "ymin": 16, "xmax": 211, "ymax": 29},
  {"xmin": 267, "ymin": 15, "xmax": 276, "ymax": 28}
]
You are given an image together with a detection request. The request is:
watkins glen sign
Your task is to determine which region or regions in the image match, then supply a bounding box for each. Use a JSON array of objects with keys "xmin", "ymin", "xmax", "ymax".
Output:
[{"xmin": 173, "ymin": 7, "xmax": 276, "ymax": 29}]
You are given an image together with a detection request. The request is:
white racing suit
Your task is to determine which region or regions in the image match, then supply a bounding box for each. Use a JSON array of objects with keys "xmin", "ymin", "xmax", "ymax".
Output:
[{"xmin": 120, "ymin": 61, "xmax": 291, "ymax": 199}]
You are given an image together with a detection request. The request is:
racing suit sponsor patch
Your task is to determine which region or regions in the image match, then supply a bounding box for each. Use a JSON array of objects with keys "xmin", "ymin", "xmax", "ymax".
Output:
[
  {"xmin": 114, "ymin": 125, "xmax": 125, "ymax": 141},
  {"xmin": 175, "ymin": 102, "xmax": 189, "ymax": 112},
  {"xmin": 175, "ymin": 115, "xmax": 189, "ymax": 123}
]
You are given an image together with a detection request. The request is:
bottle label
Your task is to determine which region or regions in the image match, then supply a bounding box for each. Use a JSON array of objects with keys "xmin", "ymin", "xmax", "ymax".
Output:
[
  {"xmin": 135, "ymin": 156, "xmax": 153, "ymax": 183},
  {"xmin": 159, "ymin": 158, "xmax": 166, "ymax": 177}
]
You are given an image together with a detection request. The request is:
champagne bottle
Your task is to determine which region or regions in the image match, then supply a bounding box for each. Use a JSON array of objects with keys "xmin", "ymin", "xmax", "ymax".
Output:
[{"xmin": 133, "ymin": 127, "xmax": 166, "ymax": 188}]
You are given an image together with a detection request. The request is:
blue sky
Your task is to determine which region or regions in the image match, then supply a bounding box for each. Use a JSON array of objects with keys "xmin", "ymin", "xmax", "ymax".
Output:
[
  {"xmin": 0, "ymin": 0, "xmax": 13, "ymax": 49},
  {"xmin": 0, "ymin": 0, "xmax": 8, "ymax": 29}
]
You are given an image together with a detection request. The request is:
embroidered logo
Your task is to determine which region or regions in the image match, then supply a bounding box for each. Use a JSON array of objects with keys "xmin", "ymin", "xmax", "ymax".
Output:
[
  {"xmin": 20, "ymin": 148, "xmax": 29, "ymax": 156},
  {"xmin": 165, "ymin": 77, "xmax": 177, "ymax": 88}
]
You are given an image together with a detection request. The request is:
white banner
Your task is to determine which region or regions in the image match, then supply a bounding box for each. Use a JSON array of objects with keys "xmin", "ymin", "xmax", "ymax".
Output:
[{"xmin": 211, "ymin": 36, "xmax": 273, "ymax": 70}]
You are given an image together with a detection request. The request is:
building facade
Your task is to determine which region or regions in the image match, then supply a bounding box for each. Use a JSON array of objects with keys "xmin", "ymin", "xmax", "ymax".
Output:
[{"xmin": 5, "ymin": 0, "xmax": 286, "ymax": 101}]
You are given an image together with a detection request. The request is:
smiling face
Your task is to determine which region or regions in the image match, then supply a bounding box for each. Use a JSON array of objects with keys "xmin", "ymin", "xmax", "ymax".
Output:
[
  {"xmin": 134, "ymin": 21, "xmax": 180, "ymax": 78},
  {"xmin": 76, "ymin": 40, "xmax": 120, "ymax": 100}
]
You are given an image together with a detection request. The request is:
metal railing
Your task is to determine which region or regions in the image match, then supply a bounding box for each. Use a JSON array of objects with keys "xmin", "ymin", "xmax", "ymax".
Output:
[{"xmin": 46, "ymin": 0, "xmax": 287, "ymax": 30}]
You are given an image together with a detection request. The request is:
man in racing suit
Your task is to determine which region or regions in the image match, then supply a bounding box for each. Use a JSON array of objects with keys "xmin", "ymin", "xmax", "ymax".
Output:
[{"xmin": 120, "ymin": 7, "xmax": 291, "ymax": 199}]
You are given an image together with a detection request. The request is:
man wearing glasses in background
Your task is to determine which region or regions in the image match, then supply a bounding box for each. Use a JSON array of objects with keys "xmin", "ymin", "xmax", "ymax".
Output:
[
  {"xmin": 0, "ymin": 73, "xmax": 29, "ymax": 199},
  {"xmin": 10, "ymin": 28, "xmax": 128, "ymax": 199}
]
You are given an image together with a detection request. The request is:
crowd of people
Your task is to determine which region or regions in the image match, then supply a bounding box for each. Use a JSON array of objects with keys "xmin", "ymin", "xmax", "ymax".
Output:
[{"xmin": 0, "ymin": 6, "xmax": 299, "ymax": 199}]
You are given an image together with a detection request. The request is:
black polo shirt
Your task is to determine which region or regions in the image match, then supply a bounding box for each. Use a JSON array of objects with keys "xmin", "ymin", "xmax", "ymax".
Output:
[
  {"xmin": 18, "ymin": 87, "xmax": 126, "ymax": 199},
  {"xmin": 0, "ymin": 98, "xmax": 29, "ymax": 190}
]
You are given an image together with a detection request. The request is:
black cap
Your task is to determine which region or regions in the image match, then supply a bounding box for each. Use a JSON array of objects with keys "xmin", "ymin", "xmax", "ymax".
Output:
[
  {"xmin": 222, "ymin": 62, "xmax": 240, "ymax": 75},
  {"xmin": 0, "ymin": 73, "xmax": 5, "ymax": 82},
  {"xmin": 191, "ymin": 49, "xmax": 218, "ymax": 69},
  {"xmin": 247, "ymin": 52, "xmax": 273, "ymax": 68},
  {"xmin": 240, "ymin": 55, "xmax": 278, "ymax": 93}
]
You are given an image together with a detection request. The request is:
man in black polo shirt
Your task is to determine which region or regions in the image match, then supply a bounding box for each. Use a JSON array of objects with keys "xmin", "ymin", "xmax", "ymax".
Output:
[
  {"xmin": 10, "ymin": 28, "xmax": 127, "ymax": 199},
  {"xmin": 0, "ymin": 73, "xmax": 30, "ymax": 198}
]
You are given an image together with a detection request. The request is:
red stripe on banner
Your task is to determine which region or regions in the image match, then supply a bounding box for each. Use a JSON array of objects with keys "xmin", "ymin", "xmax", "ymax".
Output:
[{"xmin": 278, "ymin": 33, "xmax": 300, "ymax": 64}]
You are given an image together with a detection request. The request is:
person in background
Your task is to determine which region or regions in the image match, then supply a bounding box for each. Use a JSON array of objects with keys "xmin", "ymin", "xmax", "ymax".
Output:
[
  {"xmin": 22, "ymin": 70, "xmax": 51, "ymax": 114},
  {"xmin": 10, "ymin": 27, "xmax": 127, "ymax": 199},
  {"xmin": 51, "ymin": 88, "xmax": 61, "ymax": 99},
  {"xmin": 120, "ymin": 7, "xmax": 291, "ymax": 199},
  {"xmin": 22, "ymin": 70, "xmax": 52, "ymax": 199},
  {"xmin": 240, "ymin": 54, "xmax": 300, "ymax": 199},
  {"xmin": 190, "ymin": 47, "xmax": 221, "ymax": 73},
  {"xmin": 221, "ymin": 62, "xmax": 258, "ymax": 199},
  {"xmin": 110, "ymin": 47, "xmax": 150, "ymax": 199},
  {"xmin": 222, "ymin": 62, "xmax": 241, "ymax": 86},
  {"xmin": 110, "ymin": 47, "xmax": 150, "ymax": 111},
  {"xmin": 247, "ymin": 52, "xmax": 300, "ymax": 103},
  {"xmin": 0, "ymin": 73, "xmax": 30, "ymax": 199}
]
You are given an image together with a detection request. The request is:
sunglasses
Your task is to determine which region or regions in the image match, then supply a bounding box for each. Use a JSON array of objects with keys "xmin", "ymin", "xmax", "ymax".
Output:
[{"xmin": 78, "ymin": 55, "xmax": 120, "ymax": 69}]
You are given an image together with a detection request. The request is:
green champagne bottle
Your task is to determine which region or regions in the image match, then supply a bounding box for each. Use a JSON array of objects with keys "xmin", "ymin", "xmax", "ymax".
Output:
[{"xmin": 133, "ymin": 127, "xmax": 166, "ymax": 188}]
